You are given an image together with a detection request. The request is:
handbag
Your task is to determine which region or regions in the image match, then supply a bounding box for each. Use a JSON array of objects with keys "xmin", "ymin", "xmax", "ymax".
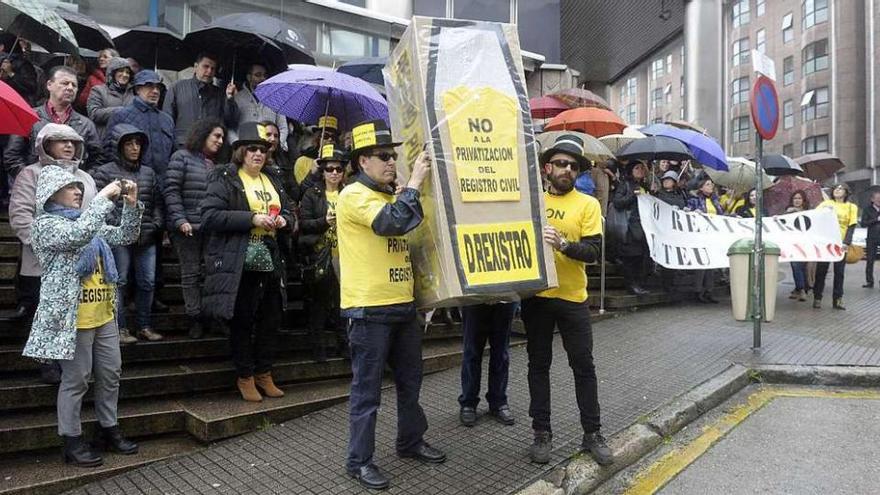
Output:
[
  {"xmin": 244, "ymin": 237, "xmax": 276, "ymax": 272},
  {"xmin": 301, "ymin": 244, "xmax": 332, "ymax": 283},
  {"xmin": 605, "ymin": 203, "xmax": 630, "ymax": 248},
  {"xmin": 846, "ymin": 245, "xmax": 864, "ymax": 264}
]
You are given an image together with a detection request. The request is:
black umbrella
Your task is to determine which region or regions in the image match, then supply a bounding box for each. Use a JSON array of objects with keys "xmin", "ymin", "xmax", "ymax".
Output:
[
  {"xmin": 56, "ymin": 9, "xmax": 113, "ymax": 50},
  {"xmin": 338, "ymin": 56, "xmax": 387, "ymax": 86},
  {"xmin": 761, "ymin": 154, "xmax": 803, "ymax": 177},
  {"xmin": 206, "ymin": 13, "xmax": 313, "ymax": 65},
  {"xmin": 616, "ymin": 135, "xmax": 694, "ymax": 163},
  {"xmin": 0, "ymin": 0, "xmax": 78, "ymax": 54},
  {"xmin": 114, "ymin": 25, "xmax": 193, "ymax": 71},
  {"xmin": 36, "ymin": 47, "xmax": 98, "ymax": 70}
]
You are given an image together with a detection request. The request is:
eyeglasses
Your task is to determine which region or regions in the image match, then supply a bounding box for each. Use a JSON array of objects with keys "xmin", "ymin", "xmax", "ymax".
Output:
[
  {"xmin": 246, "ymin": 145, "xmax": 267, "ymax": 154},
  {"xmin": 324, "ymin": 166, "xmax": 344, "ymax": 173},
  {"xmin": 369, "ymin": 151, "xmax": 398, "ymax": 162},
  {"xmin": 549, "ymin": 159, "xmax": 580, "ymax": 171}
]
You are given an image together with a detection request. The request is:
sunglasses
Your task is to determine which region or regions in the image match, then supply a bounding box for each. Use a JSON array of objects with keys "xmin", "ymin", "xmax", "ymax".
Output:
[
  {"xmin": 369, "ymin": 151, "xmax": 398, "ymax": 162},
  {"xmin": 324, "ymin": 166, "xmax": 344, "ymax": 173},
  {"xmin": 549, "ymin": 159, "xmax": 580, "ymax": 171},
  {"xmin": 246, "ymin": 145, "xmax": 267, "ymax": 154}
]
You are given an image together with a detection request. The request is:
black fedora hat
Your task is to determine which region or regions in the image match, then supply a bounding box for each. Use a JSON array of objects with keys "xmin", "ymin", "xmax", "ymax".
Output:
[
  {"xmin": 233, "ymin": 122, "xmax": 271, "ymax": 149},
  {"xmin": 316, "ymin": 143, "xmax": 349, "ymax": 164},
  {"xmin": 540, "ymin": 133, "xmax": 588, "ymax": 169},
  {"xmin": 350, "ymin": 119, "xmax": 402, "ymax": 162}
]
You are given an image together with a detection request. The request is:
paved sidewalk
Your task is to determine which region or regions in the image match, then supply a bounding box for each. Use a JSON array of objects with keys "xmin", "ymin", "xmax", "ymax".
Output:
[{"xmin": 68, "ymin": 265, "xmax": 880, "ymax": 495}]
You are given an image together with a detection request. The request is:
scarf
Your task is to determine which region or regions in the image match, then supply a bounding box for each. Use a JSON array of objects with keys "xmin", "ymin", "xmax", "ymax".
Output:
[{"xmin": 44, "ymin": 203, "xmax": 119, "ymax": 283}]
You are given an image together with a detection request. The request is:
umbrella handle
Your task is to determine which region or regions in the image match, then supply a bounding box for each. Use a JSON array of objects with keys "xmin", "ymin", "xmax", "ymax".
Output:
[
  {"xmin": 8, "ymin": 37, "xmax": 19, "ymax": 56},
  {"xmin": 317, "ymin": 91, "xmax": 332, "ymax": 152}
]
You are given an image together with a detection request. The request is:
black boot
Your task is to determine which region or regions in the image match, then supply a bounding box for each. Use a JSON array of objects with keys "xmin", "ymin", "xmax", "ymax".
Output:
[
  {"xmin": 95, "ymin": 425, "xmax": 139, "ymax": 454},
  {"xmin": 62, "ymin": 435, "xmax": 103, "ymax": 467}
]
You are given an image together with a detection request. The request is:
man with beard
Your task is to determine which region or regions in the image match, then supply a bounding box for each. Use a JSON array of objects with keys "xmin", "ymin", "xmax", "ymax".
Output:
[{"xmin": 522, "ymin": 134, "xmax": 613, "ymax": 467}]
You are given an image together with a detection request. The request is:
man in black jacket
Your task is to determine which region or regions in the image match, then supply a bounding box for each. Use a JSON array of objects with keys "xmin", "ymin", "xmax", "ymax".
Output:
[
  {"xmin": 163, "ymin": 53, "xmax": 238, "ymax": 149},
  {"xmin": 4, "ymin": 66, "xmax": 103, "ymax": 175},
  {"xmin": 862, "ymin": 191, "xmax": 880, "ymax": 288}
]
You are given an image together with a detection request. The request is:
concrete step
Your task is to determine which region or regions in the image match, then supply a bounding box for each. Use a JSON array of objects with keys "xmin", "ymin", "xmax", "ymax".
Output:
[
  {"xmin": 0, "ymin": 434, "xmax": 200, "ymax": 495},
  {"xmin": 590, "ymin": 286, "xmax": 730, "ymax": 310}
]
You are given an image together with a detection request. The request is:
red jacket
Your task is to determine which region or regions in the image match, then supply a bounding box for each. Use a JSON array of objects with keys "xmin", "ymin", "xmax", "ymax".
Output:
[{"xmin": 75, "ymin": 69, "xmax": 105, "ymax": 113}]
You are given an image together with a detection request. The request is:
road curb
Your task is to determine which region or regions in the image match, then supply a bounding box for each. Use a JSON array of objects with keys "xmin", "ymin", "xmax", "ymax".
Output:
[{"xmin": 751, "ymin": 364, "xmax": 880, "ymax": 387}]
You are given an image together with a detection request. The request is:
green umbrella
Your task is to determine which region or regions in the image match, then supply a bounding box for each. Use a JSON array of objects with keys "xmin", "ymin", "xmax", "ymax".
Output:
[{"xmin": 0, "ymin": 0, "xmax": 78, "ymax": 54}]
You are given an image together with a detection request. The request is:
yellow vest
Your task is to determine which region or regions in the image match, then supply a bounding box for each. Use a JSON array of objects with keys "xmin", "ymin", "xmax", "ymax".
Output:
[
  {"xmin": 537, "ymin": 190, "xmax": 603, "ymax": 303},
  {"xmin": 337, "ymin": 182, "xmax": 414, "ymax": 309},
  {"xmin": 77, "ymin": 259, "xmax": 115, "ymax": 330}
]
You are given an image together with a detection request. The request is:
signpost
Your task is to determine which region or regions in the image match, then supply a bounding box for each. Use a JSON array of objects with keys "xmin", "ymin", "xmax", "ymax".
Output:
[{"xmin": 749, "ymin": 74, "xmax": 780, "ymax": 348}]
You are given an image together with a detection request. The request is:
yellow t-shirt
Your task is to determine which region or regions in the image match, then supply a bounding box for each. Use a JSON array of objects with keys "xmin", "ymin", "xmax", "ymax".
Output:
[
  {"xmin": 294, "ymin": 156, "xmax": 315, "ymax": 185},
  {"xmin": 77, "ymin": 259, "xmax": 115, "ymax": 330},
  {"xmin": 537, "ymin": 190, "xmax": 603, "ymax": 303},
  {"xmin": 819, "ymin": 199, "xmax": 858, "ymax": 240},
  {"xmin": 238, "ymin": 169, "xmax": 282, "ymax": 240},
  {"xmin": 337, "ymin": 182, "xmax": 414, "ymax": 309},
  {"xmin": 322, "ymin": 189, "xmax": 340, "ymax": 258}
]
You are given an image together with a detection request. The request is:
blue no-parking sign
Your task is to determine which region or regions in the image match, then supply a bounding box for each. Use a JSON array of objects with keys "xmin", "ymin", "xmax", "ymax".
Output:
[{"xmin": 750, "ymin": 75, "xmax": 779, "ymax": 140}]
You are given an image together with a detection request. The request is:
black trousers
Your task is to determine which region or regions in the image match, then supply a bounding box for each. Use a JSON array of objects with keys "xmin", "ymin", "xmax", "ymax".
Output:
[
  {"xmin": 814, "ymin": 260, "xmax": 846, "ymax": 301},
  {"xmin": 620, "ymin": 254, "xmax": 646, "ymax": 288},
  {"xmin": 16, "ymin": 273, "xmax": 40, "ymax": 309},
  {"xmin": 521, "ymin": 296, "xmax": 600, "ymax": 434},
  {"xmin": 866, "ymin": 236, "xmax": 879, "ymax": 285},
  {"xmin": 307, "ymin": 269, "xmax": 344, "ymax": 344},
  {"xmin": 229, "ymin": 271, "xmax": 282, "ymax": 378}
]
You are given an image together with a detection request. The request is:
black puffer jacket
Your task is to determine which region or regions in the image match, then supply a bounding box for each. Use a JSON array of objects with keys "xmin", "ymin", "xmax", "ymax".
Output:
[
  {"xmin": 611, "ymin": 177, "xmax": 647, "ymax": 257},
  {"xmin": 164, "ymin": 149, "xmax": 215, "ymax": 232},
  {"xmin": 655, "ymin": 188, "xmax": 689, "ymax": 209},
  {"xmin": 298, "ymin": 184, "xmax": 338, "ymax": 251},
  {"xmin": 92, "ymin": 124, "xmax": 164, "ymax": 245},
  {"xmin": 200, "ymin": 163, "xmax": 297, "ymax": 320}
]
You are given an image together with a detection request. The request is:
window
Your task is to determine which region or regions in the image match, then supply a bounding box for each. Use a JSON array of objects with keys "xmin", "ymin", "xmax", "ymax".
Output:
[
  {"xmin": 652, "ymin": 117, "xmax": 663, "ymax": 124},
  {"xmin": 731, "ymin": 77, "xmax": 750, "ymax": 105},
  {"xmin": 665, "ymin": 83, "xmax": 672, "ymax": 103},
  {"xmin": 783, "ymin": 56, "xmax": 794, "ymax": 86},
  {"xmin": 802, "ymin": 135, "xmax": 829, "ymax": 154},
  {"xmin": 680, "ymin": 77, "xmax": 685, "ymax": 97},
  {"xmin": 680, "ymin": 45, "xmax": 685, "ymax": 67},
  {"xmin": 756, "ymin": 29, "xmax": 766, "ymax": 53},
  {"xmin": 652, "ymin": 87, "xmax": 663, "ymax": 108},
  {"xmin": 803, "ymin": 0, "xmax": 828, "ymax": 29},
  {"xmin": 666, "ymin": 54, "xmax": 673, "ymax": 74},
  {"xmin": 782, "ymin": 13, "xmax": 794, "ymax": 43},
  {"xmin": 627, "ymin": 103, "xmax": 637, "ymax": 123},
  {"xmin": 783, "ymin": 100, "xmax": 794, "ymax": 129},
  {"xmin": 627, "ymin": 77, "xmax": 637, "ymax": 97},
  {"xmin": 733, "ymin": 37, "xmax": 750, "ymax": 66},
  {"xmin": 680, "ymin": 107, "xmax": 685, "ymax": 119},
  {"xmin": 652, "ymin": 58, "xmax": 665, "ymax": 80},
  {"xmin": 732, "ymin": 0, "xmax": 750, "ymax": 27},
  {"xmin": 619, "ymin": 84, "xmax": 626, "ymax": 101},
  {"xmin": 801, "ymin": 87, "xmax": 829, "ymax": 121},
  {"xmin": 803, "ymin": 39, "xmax": 829, "ymax": 75},
  {"xmin": 783, "ymin": 144, "xmax": 794, "ymax": 157},
  {"xmin": 733, "ymin": 116, "xmax": 751, "ymax": 143},
  {"xmin": 757, "ymin": 0, "xmax": 765, "ymax": 16}
]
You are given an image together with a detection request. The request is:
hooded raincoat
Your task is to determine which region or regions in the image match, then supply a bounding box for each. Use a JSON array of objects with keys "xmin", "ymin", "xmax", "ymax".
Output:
[
  {"xmin": 22, "ymin": 166, "xmax": 143, "ymax": 361},
  {"xmin": 86, "ymin": 58, "xmax": 134, "ymax": 137},
  {"xmin": 8, "ymin": 124, "xmax": 98, "ymax": 278}
]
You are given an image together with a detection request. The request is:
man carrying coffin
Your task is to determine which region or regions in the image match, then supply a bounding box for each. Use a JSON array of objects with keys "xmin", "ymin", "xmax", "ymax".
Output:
[
  {"xmin": 521, "ymin": 133, "xmax": 614, "ymax": 467},
  {"xmin": 337, "ymin": 119, "xmax": 446, "ymax": 490}
]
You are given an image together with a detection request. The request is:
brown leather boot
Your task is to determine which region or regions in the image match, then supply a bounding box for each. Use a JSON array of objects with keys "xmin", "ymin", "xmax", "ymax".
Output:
[
  {"xmin": 254, "ymin": 372, "xmax": 284, "ymax": 398},
  {"xmin": 236, "ymin": 377, "xmax": 262, "ymax": 402}
]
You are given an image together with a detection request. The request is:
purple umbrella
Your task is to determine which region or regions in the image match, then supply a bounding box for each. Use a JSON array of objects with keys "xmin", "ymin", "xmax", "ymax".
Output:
[
  {"xmin": 642, "ymin": 123, "xmax": 728, "ymax": 171},
  {"xmin": 254, "ymin": 66, "xmax": 388, "ymax": 131}
]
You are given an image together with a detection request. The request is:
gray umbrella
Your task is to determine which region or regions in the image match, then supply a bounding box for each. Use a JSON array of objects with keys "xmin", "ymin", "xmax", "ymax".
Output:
[
  {"xmin": 761, "ymin": 154, "xmax": 803, "ymax": 176},
  {"xmin": 0, "ymin": 0, "xmax": 78, "ymax": 54},
  {"xmin": 616, "ymin": 135, "xmax": 694, "ymax": 162},
  {"xmin": 56, "ymin": 9, "xmax": 113, "ymax": 51}
]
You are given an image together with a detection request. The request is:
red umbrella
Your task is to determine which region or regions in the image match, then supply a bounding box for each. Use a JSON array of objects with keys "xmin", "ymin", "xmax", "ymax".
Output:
[
  {"xmin": 544, "ymin": 107, "xmax": 627, "ymax": 138},
  {"xmin": 550, "ymin": 88, "xmax": 611, "ymax": 111},
  {"xmin": 529, "ymin": 95, "xmax": 568, "ymax": 119},
  {"xmin": 0, "ymin": 80, "xmax": 38, "ymax": 136},
  {"xmin": 764, "ymin": 175, "xmax": 825, "ymax": 215},
  {"xmin": 796, "ymin": 153, "xmax": 845, "ymax": 182}
]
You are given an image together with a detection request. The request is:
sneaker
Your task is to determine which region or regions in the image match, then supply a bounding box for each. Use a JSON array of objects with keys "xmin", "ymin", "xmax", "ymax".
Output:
[
  {"xmin": 529, "ymin": 430, "xmax": 553, "ymax": 464},
  {"xmin": 812, "ymin": 298, "xmax": 821, "ymax": 309},
  {"xmin": 137, "ymin": 327, "xmax": 164, "ymax": 341},
  {"xmin": 582, "ymin": 431, "xmax": 614, "ymax": 466},
  {"xmin": 459, "ymin": 406, "xmax": 477, "ymax": 427},
  {"xmin": 118, "ymin": 328, "xmax": 138, "ymax": 345},
  {"xmin": 833, "ymin": 298, "xmax": 846, "ymax": 310},
  {"xmin": 788, "ymin": 290, "xmax": 798, "ymax": 300}
]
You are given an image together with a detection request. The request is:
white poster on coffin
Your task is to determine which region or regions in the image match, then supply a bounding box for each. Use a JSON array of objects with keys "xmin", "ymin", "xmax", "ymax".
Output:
[{"xmin": 637, "ymin": 195, "xmax": 845, "ymax": 269}]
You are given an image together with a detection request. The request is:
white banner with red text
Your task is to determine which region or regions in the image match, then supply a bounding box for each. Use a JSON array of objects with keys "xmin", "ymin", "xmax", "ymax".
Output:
[{"xmin": 637, "ymin": 195, "xmax": 845, "ymax": 269}]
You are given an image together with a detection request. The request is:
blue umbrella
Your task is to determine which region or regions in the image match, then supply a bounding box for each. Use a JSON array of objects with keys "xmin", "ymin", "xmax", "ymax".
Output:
[
  {"xmin": 337, "ymin": 56, "xmax": 387, "ymax": 86},
  {"xmin": 642, "ymin": 123, "xmax": 728, "ymax": 171},
  {"xmin": 254, "ymin": 66, "xmax": 388, "ymax": 131}
]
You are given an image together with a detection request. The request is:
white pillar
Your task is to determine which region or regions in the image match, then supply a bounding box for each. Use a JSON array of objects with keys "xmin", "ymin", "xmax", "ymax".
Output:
[{"xmin": 684, "ymin": 0, "xmax": 724, "ymax": 142}]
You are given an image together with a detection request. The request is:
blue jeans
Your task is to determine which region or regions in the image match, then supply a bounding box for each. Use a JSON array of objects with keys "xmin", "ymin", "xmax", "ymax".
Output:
[
  {"xmin": 791, "ymin": 262, "xmax": 807, "ymax": 291},
  {"xmin": 112, "ymin": 244, "xmax": 156, "ymax": 330},
  {"xmin": 458, "ymin": 303, "xmax": 516, "ymax": 410}
]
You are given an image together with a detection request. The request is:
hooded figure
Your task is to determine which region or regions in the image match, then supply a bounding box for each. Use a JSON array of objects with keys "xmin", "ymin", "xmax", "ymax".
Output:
[
  {"xmin": 23, "ymin": 166, "xmax": 142, "ymax": 361},
  {"xmin": 87, "ymin": 58, "xmax": 134, "ymax": 137},
  {"xmin": 9, "ymin": 124, "xmax": 98, "ymax": 283}
]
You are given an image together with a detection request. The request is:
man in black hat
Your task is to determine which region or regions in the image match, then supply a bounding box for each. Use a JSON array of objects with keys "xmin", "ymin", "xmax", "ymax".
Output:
[
  {"xmin": 337, "ymin": 119, "xmax": 445, "ymax": 490},
  {"xmin": 523, "ymin": 133, "xmax": 614, "ymax": 467}
]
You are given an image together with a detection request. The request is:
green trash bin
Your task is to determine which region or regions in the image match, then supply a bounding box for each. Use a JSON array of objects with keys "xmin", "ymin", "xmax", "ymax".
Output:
[{"xmin": 727, "ymin": 239, "xmax": 781, "ymax": 322}]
